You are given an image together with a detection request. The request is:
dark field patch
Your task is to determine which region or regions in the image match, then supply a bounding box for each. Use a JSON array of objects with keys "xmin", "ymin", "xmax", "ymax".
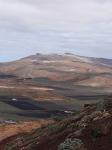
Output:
[
  {"xmin": 3, "ymin": 100, "xmax": 44, "ymax": 110},
  {"xmin": 0, "ymin": 74, "xmax": 16, "ymax": 79},
  {"xmin": 0, "ymin": 96, "xmax": 70, "ymax": 121}
]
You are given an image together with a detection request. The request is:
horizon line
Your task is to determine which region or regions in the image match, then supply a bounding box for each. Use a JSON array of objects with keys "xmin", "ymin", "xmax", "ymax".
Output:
[{"xmin": 1, "ymin": 52, "xmax": 112, "ymax": 63}]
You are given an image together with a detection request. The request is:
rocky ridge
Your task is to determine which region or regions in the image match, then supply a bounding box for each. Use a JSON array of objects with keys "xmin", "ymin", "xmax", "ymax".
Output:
[{"xmin": 0, "ymin": 96, "xmax": 112, "ymax": 150}]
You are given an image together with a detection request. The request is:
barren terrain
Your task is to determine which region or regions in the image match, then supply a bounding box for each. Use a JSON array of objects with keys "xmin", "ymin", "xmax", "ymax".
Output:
[{"xmin": 0, "ymin": 53, "xmax": 112, "ymax": 149}]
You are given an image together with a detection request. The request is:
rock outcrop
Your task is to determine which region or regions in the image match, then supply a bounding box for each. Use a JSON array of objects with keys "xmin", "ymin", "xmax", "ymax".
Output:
[{"xmin": 0, "ymin": 98, "xmax": 112, "ymax": 150}]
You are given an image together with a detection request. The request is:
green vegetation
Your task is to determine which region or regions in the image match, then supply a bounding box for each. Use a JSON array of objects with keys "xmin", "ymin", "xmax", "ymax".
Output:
[
  {"xmin": 91, "ymin": 128, "xmax": 102, "ymax": 139},
  {"xmin": 58, "ymin": 138, "xmax": 84, "ymax": 150},
  {"xmin": 0, "ymin": 101, "xmax": 21, "ymax": 112},
  {"xmin": 32, "ymin": 77, "xmax": 58, "ymax": 85},
  {"xmin": 52, "ymin": 115, "xmax": 67, "ymax": 122}
]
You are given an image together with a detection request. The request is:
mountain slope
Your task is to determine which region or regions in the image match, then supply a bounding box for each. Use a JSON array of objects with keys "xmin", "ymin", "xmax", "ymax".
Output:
[
  {"xmin": 0, "ymin": 53, "xmax": 112, "ymax": 87},
  {"xmin": 1, "ymin": 96, "xmax": 112, "ymax": 150}
]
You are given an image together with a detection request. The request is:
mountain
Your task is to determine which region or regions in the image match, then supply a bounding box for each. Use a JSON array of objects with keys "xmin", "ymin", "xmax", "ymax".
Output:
[
  {"xmin": 0, "ymin": 53, "xmax": 112, "ymax": 122},
  {"xmin": 0, "ymin": 53, "xmax": 112, "ymax": 87},
  {"xmin": 0, "ymin": 54, "xmax": 112, "ymax": 150}
]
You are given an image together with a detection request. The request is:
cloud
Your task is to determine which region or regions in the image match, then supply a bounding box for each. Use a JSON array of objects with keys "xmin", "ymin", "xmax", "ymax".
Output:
[
  {"xmin": 0, "ymin": 0, "xmax": 112, "ymax": 30},
  {"xmin": 0, "ymin": 0, "xmax": 112, "ymax": 61}
]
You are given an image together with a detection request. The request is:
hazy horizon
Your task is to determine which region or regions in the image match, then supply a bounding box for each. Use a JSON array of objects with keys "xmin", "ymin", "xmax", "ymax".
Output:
[
  {"xmin": 0, "ymin": 0, "xmax": 112, "ymax": 62},
  {"xmin": 1, "ymin": 51, "xmax": 112, "ymax": 63}
]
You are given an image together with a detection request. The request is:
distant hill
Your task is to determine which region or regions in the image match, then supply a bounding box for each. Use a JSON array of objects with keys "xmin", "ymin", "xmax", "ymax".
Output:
[{"xmin": 0, "ymin": 53, "xmax": 112, "ymax": 87}]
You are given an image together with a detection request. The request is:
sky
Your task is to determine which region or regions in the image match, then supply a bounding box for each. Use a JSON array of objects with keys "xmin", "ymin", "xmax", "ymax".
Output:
[{"xmin": 0, "ymin": 0, "xmax": 112, "ymax": 62}]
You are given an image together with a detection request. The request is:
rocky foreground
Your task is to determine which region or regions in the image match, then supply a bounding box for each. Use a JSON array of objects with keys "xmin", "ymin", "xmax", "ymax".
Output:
[{"xmin": 0, "ymin": 96, "xmax": 112, "ymax": 150}]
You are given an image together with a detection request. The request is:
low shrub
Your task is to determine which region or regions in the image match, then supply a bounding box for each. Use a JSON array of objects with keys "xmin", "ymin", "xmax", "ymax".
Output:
[
  {"xmin": 91, "ymin": 128, "xmax": 102, "ymax": 138},
  {"xmin": 58, "ymin": 138, "xmax": 84, "ymax": 150}
]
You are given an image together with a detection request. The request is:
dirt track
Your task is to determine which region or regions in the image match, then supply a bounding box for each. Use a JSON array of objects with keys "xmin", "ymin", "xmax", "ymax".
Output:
[{"xmin": 0, "ymin": 86, "xmax": 53, "ymax": 91}]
